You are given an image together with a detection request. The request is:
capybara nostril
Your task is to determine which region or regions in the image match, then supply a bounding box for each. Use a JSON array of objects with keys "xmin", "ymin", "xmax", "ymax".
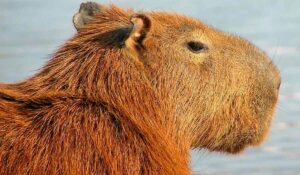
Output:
[{"xmin": 276, "ymin": 77, "xmax": 282, "ymax": 90}]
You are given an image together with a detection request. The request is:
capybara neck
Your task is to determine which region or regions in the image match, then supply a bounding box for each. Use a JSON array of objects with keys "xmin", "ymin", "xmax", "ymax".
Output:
[{"xmin": 0, "ymin": 36, "xmax": 190, "ymax": 174}]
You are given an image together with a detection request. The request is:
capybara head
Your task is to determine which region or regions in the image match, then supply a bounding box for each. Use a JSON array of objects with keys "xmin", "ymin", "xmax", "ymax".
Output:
[{"xmin": 71, "ymin": 2, "xmax": 280, "ymax": 154}]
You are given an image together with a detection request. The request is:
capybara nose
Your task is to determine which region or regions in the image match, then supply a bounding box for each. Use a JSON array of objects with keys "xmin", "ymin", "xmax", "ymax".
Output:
[
  {"xmin": 276, "ymin": 77, "xmax": 281, "ymax": 90},
  {"xmin": 270, "ymin": 65, "xmax": 281, "ymax": 91}
]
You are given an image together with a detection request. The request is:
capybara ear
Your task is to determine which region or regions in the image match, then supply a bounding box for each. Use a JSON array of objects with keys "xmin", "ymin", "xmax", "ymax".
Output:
[
  {"xmin": 72, "ymin": 2, "xmax": 102, "ymax": 31},
  {"xmin": 125, "ymin": 14, "xmax": 152, "ymax": 51}
]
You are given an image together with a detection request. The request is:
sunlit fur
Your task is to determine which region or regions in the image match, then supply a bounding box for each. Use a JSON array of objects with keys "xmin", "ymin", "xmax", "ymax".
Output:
[{"xmin": 0, "ymin": 3, "xmax": 280, "ymax": 175}]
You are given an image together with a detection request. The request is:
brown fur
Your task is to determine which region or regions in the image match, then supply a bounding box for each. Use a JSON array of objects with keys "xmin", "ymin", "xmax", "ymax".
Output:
[{"xmin": 0, "ymin": 3, "xmax": 280, "ymax": 175}]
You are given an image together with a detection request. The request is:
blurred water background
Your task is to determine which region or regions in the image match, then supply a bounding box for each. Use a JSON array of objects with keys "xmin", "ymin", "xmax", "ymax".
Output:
[{"xmin": 0, "ymin": 0, "xmax": 299, "ymax": 174}]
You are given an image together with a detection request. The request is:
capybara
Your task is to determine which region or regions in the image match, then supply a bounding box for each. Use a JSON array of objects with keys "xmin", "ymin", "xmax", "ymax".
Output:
[{"xmin": 0, "ymin": 2, "xmax": 281, "ymax": 175}]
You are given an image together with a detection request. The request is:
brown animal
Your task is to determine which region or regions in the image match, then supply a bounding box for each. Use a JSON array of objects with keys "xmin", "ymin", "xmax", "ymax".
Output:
[{"xmin": 0, "ymin": 2, "xmax": 281, "ymax": 175}]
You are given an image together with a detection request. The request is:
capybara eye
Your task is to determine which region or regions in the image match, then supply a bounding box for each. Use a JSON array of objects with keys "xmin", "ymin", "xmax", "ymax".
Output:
[{"xmin": 186, "ymin": 41, "xmax": 208, "ymax": 53}]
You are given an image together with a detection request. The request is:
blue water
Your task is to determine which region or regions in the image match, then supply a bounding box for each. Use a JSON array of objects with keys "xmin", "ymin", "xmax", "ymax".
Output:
[{"xmin": 0, "ymin": 1, "xmax": 299, "ymax": 174}]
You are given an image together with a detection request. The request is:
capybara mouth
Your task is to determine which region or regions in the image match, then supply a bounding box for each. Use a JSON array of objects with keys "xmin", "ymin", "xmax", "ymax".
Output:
[
  {"xmin": 198, "ymin": 90, "xmax": 280, "ymax": 155},
  {"xmin": 236, "ymin": 97, "xmax": 279, "ymax": 153}
]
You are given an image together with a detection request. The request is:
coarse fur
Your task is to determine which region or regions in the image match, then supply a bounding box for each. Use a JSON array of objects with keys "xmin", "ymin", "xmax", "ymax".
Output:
[{"xmin": 0, "ymin": 2, "xmax": 280, "ymax": 175}]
